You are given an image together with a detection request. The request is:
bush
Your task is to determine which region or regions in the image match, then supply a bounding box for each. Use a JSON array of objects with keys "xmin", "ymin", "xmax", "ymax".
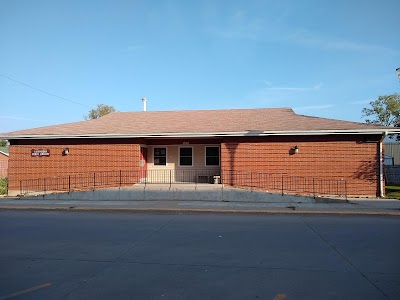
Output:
[{"xmin": 0, "ymin": 178, "xmax": 7, "ymax": 195}]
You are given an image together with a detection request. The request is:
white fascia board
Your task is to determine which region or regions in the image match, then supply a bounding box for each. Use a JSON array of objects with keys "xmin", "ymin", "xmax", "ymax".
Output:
[
  {"xmin": 260, "ymin": 129, "xmax": 399, "ymax": 136},
  {"xmin": 2, "ymin": 128, "xmax": 399, "ymax": 139},
  {"xmin": 0, "ymin": 151, "xmax": 9, "ymax": 156}
]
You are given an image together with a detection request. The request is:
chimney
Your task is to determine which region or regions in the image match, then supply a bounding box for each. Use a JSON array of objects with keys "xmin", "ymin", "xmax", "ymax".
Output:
[{"xmin": 142, "ymin": 97, "xmax": 147, "ymax": 111}]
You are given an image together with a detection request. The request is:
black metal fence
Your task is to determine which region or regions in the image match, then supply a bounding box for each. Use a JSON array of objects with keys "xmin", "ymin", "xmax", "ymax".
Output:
[
  {"xmin": 143, "ymin": 169, "xmax": 220, "ymax": 184},
  {"xmin": 19, "ymin": 170, "xmax": 137, "ymax": 195},
  {"xmin": 223, "ymin": 170, "xmax": 347, "ymax": 198},
  {"xmin": 18, "ymin": 169, "xmax": 347, "ymax": 198},
  {"xmin": 385, "ymin": 166, "xmax": 400, "ymax": 185}
]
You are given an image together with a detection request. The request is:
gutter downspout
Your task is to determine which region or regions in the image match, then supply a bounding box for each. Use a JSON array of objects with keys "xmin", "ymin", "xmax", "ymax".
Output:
[{"xmin": 379, "ymin": 131, "xmax": 388, "ymax": 198}]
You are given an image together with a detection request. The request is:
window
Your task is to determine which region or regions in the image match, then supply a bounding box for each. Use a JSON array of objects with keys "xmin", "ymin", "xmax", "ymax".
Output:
[
  {"xmin": 179, "ymin": 147, "xmax": 193, "ymax": 166},
  {"xmin": 154, "ymin": 147, "xmax": 167, "ymax": 166},
  {"xmin": 206, "ymin": 146, "xmax": 220, "ymax": 166}
]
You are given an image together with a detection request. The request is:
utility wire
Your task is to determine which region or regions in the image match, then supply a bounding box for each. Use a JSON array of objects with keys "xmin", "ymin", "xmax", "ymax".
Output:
[{"xmin": 0, "ymin": 74, "xmax": 92, "ymax": 108}]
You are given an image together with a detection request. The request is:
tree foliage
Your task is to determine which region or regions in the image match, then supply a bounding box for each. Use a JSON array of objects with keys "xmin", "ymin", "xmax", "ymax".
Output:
[
  {"xmin": 84, "ymin": 104, "xmax": 116, "ymax": 120},
  {"xmin": 362, "ymin": 93, "xmax": 400, "ymax": 140},
  {"xmin": 0, "ymin": 140, "xmax": 7, "ymax": 147}
]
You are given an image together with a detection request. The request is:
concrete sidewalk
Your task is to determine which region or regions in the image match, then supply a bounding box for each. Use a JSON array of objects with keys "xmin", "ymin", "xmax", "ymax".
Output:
[{"xmin": 1, "ymin": 196, "xmax": 400, "ymax": 216}]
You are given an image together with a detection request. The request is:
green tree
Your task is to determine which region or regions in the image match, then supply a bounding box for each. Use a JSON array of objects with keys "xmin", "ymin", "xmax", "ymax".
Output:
[
  {"xmin": 0, "ymin": 140, "xmax": 7, "ymax": 147},
  {"xmin": 84, "ymin": 104, "xmax": 116, "ymax": 120},
  {"xmin": 362, "ymin": 93, "xmax": 400, "ymax": 140}
]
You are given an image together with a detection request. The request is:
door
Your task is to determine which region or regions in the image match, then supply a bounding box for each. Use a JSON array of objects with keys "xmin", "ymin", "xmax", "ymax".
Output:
[{"xmin": 139, "ymin": 146, "xmax": 148, "ymax": 181}]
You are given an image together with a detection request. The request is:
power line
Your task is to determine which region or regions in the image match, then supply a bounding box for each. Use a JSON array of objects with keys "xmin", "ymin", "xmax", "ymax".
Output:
[{"xmin": 0, "ymin": 74, "xmax": 92, "ymax": 108}]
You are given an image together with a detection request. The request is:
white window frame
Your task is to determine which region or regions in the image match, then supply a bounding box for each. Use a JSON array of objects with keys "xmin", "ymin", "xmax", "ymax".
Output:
[
  {"xmin": 205, "ymin": 146, "xmax": 220, "ymax": 167},
  {"xmin": 179, "ymin": 146, "xmax": 193, "ymax": 167},
  {"xmin": 153, "ymin": 146, "xmax": 168, "ymax": 167}
]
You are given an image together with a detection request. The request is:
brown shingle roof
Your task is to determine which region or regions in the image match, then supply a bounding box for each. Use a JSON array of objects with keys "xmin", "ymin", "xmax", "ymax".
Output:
[{"xmin": 0, "ymin": 108, "xmax": 397, "ymax": 138}]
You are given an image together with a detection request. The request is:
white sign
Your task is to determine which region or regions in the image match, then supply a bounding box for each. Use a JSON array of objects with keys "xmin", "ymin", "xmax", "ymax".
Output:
[{"xmin": 31, "ymin": 149, "xmax": 50, "ymax": 157}]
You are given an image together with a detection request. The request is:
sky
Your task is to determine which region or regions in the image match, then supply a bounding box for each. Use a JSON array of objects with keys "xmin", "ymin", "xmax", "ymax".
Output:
[{"xmin": 1, "ymin": 0, "xmax": 399, "ymax": 133}]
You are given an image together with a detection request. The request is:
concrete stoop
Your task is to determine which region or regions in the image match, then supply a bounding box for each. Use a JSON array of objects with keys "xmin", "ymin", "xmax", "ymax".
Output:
[{"xmin": 19, "ymin": 185, "xmax": 327, "ymax": 203}]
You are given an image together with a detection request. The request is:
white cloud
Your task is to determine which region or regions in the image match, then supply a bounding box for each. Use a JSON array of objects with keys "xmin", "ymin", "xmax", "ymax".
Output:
[
  {"xmin": 350, "ymin": 100, "xmax": 372, "ymax": 105},
  {"xmin": 0, "ymin": 115, "xmax": 50, "ymax": 122},
  {"xmin": 208, "ymin": 10, "xmax": 264, "ymax": 40},
  {"xmin": 264, "ymin": 82, "xmax": 322, "ymax": 91},
  {"xmin": 122, "ymin": 45, "xmax": 144, "ymax": 52},
  {"xmin": 286, "ymin": 30, "xmax": 397, "ymax": 55},
  {"xmin": 294, "ymin": 104, "xmax": 335, "ymax": 111}
]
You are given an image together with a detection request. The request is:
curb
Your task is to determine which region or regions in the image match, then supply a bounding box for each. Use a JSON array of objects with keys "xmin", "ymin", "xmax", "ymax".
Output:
[{"xmin": 1, "ymin": 205, "xmax": 400, "ymax": 217}]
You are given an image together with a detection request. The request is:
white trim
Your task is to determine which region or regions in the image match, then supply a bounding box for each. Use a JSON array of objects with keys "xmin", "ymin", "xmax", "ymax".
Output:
[
  {"xmin": 139, "ymin": 146, "xmax": 147, "ymax": 169},
  {"xmin": 2, "ymin": 129, "xmax": 400, "ymax": 139},
  {"xmin": 153, "ymin": 146, "xmax": 168, "ymax": 167},
  {"xmin": 0, "ymin": 151, "xmax": 9, "ymax": 157},
  {"xmin": 379, "ymin": 132, "xmax": 388, "ymax": 197},
  {"xmin": 205, "ymin": 145, "xmax": 220, "ymax": 167},
  {"xmin": 178, "ymin": 146, "xmax": 193, "ymax": 167}
]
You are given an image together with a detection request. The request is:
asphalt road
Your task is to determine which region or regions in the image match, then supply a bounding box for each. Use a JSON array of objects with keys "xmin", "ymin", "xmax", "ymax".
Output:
[{"xmin": 0, "ymin": 211, "xmax": 399, "ymax": 300}]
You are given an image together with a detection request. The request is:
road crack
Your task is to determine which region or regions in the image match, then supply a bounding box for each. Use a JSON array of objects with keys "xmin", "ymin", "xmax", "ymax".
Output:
[
  {"xmin": 302, "ymin": 218, "xmax": 390, "ymax": 300},
  {"xmin": 59, "ymin": 215, "xmax": 178, "ymax": 300}
]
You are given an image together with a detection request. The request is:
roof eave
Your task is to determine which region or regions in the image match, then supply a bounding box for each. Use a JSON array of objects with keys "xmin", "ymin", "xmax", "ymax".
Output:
[
  {"xmin": 0, "ymin": 151, "xmax": 9, "ymax": 156},
  {"xmin": 1, "ymin": 129, "xmax": 398, "ymax": 140}
]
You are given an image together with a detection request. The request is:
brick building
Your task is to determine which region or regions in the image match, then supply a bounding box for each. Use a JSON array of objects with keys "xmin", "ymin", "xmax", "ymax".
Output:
[
  {"xmin": 0, "ymin": 150, "xmax": 8, "ymax": 178},
  {"xmin": 1, "ymin": 108, "xmax": 399, "ymax": 197}
]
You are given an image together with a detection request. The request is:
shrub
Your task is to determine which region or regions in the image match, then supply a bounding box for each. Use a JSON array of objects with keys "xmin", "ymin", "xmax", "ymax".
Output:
[{"xmin": 0, "ymin": 178, "xmax": 7, "ymax": 195}]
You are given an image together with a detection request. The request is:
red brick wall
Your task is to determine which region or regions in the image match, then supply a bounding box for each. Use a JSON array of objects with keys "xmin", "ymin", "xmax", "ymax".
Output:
[
  {"xmin": 221, "ymin": 135, "xmax": 381, "ymax": 197},
  {"xmin": 7, "ymin": 135, "xmax": 383, "ymax": 197},
  {"xmin": 0, "ymin": 153, "xmax": 8, "ymax": 178},
  {"xmin": 8, "ymin": 142, "xmax": 140, "ymax": 194}
]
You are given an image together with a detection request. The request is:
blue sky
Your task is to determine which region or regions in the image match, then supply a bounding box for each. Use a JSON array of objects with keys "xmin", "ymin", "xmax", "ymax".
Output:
[{"xmin": 1, "ymin": 0, "xmax": 399, "ymax": 133}]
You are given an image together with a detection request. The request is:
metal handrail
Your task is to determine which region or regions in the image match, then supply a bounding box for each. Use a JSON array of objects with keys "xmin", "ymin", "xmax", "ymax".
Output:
[{"xmin": 18, "ymin": 169, "xmax": 347, "ymax": 198}]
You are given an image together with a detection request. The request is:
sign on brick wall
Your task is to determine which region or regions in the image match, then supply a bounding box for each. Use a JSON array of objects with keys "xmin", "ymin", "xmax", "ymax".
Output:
[{"xmin": 31, "ymin": 149, "xmax": 50, "ymax": 157}]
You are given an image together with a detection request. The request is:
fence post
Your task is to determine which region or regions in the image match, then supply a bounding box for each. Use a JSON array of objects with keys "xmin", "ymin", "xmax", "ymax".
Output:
[
  {"xmin": 119, "ymin": 170, "xmax": 122, "ymax": 188},
  {"xmin": 312, "ymin": 178, "xmax": 315, "ymax": 199},
  {"xmin": 169, "ymin": 169, "xmax": 172, "ymax": 189},
  {"xmin": 337, "ymin": 180, "xmax": 339, "ymax": 197},
  {"xmin": 344, "ymin": 180, "xmax": 348, "ymax": 202},
  {"xmin": 20, "ymin": 180, "xmax": 22, "ymax": 195},
  {"xmin": 44, "ymin": 178, "xmax": 46, "ymax": 194},
  {"xmin": 221, "ymin": 170, "xmax": 224, "ymax": 191},
  {"xmin": 93, "ymin": 172, "xmax": 96, "ymax": 191},
  {"xmin": 281, "ymin": 175, "xmax": 284, "ymax": 196}
]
